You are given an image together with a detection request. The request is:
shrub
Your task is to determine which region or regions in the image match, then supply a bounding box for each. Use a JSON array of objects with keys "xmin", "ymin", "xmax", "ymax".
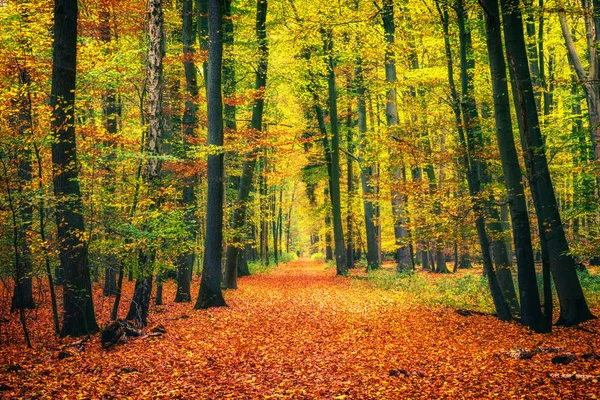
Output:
[{"xmin": 310, "ymin": 253, "xmax": 325, "ymax": 262}]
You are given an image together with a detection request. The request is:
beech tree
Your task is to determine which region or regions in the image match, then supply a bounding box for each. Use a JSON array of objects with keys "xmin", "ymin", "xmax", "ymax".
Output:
[
  {"xmin": 195, "ymin": 0, "xmax": 227, "ymax": 308},
  {"xmin": 51, "ymin": 0, "xmax": 98, "ymax": 337},
  {"xmin": 500, "ymin": 0, "xmax": 594, "ymax": 325}
]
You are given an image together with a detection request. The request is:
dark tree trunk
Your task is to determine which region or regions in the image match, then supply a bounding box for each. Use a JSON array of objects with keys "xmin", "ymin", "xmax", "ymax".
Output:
[
  {"xmin": 346, "ymin": 96, "xmax": 354, "ymax": 270},
  {"xmin": 223, "ymin": 0, "xmax": 236, "ymax": 132},
  {"xmin": 175, "ymin": 0, "xmax": 200, "ymax": 303},
  {"xmin": 322, "ymin": 30, "xmax": 347, "ymax": 275},
  {"xmin": 99, "ymin": 7, "xmax": 119, "ymax": 298},
  {"xmin": 224, "ymin": 0, "xmax": 268, "ymax": 288},
  {"xmin": 271, "ymin": 190, "xmax": 279, "ymax": 265},
  {"xmin": 501, "ymin": 0, "xmax": 594, "ymax": 326},
  {"xmin": 324, "ymin": 188, "xmax": 333, "ymax": 261},
  {"xmin": 453, "ymin": 0, "xmax": 512, "ymax": 321},
  {"xmin": 11, "ymin": 66, "xmax": 35, "ymax": 312},
  {"xmin": 481, "ymin": 0, "xmax": 544, "ymax": 330},
  {"xmin": 33, "ymin": 144, "xmax": 60, "ymax": 333},
  {"xmin": 51, "ymin": 0, "xmax": 98, "ymax": 337},
  {"xmin": 195, "ymin": 0, "xmax": 227, "ymax": 308}
]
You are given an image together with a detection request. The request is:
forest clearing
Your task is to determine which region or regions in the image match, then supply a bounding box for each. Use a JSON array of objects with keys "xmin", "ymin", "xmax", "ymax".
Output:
[{"xmin": 2, "ymin": 258, "xmax": 600, "ymax": 399}]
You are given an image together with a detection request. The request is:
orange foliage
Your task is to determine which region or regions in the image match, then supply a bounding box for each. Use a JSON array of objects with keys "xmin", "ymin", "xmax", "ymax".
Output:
[{"xmin": 1, "ymin": 259, "xmax": 599, "ymax": 398}]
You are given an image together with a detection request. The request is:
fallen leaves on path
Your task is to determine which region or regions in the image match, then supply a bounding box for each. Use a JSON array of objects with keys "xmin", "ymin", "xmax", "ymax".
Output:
[{"xmin": 1, "ymin": 259, "xmax": 599, "ymax": 398}]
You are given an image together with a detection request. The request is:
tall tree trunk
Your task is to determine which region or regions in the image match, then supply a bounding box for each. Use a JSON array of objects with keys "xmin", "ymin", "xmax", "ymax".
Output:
[
  {"xmin": 502, "ymin": 0, "xmax": 594, "ymax": 325},
  {"xmin": 481, "ymin": 0, "xmax": 544, "ymax": 327},
  {"xmin": 99, "ymin": 7, "xmax": 119, "ymax": 298},
  {"xmin": 355, "ymin": 58, "xmax": 379, "ymax": 270},
  {"xmin": 224, "ymin": 0, "xmax": 268, "ymax": 288},
  {"xmin": 51, "ymin": 0, "xmax": 98, "ymax": 337},
  {"xmin": 453, "ymin": 0, "xmax": 512, "ymax": 321},
  {"xmin": 34, "ymin": 144, "xmax": 60, "ymax": 333},
  {"xmin": 322, "ymin": 29, "xmax": 347, "ymax": 275},
  {"xmin": 176, "ymin": 0, "xmax": 200, "ymax": 303},
  {"xmin": 11, "ymin": 66, "xmax": 35, "ymax": 311},
  {"xmin": 346, "ymin": 91, "xmax": 354, "ymax": 269},
  {"xmin": 382, "ymin": 0, "xmax": 411, "ymax": 271},
  {"xmin": 126, "ymin": 0, "xmax": 166, "ymax": 326},
  {"xmin": 558, "ymin": 0, "xmax": 600, "ymax": 191},
  {"xmin": 195, "ymin": 0, "xmax": 227, "ymax": 309}
]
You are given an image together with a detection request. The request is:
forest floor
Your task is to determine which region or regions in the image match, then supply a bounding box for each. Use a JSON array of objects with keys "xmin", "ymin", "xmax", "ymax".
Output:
[{"xmin": 2, "ymin": 259, "xmax": 600, "ymax": 399}]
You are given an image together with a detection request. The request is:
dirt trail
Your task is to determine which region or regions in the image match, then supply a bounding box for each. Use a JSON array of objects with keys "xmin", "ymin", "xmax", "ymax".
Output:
[{"xmin": 1, "ymin": 259, "xmax": 599, "ymax": 398}]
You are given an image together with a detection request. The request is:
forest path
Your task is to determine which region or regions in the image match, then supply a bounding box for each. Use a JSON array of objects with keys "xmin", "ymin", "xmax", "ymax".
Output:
[{"xmin": 2, "ymin": 258, "xmax": 599, "ymax": 398}]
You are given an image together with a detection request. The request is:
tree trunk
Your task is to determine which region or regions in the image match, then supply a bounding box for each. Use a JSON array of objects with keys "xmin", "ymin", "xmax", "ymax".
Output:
[
  {"xmin": 355, "ymin": 58, "xmax": 379, "ymax": 270},
  {"xmin": 346, "ymin": 92, "xmax": 354, "ymax": 270},
  {"xmin": 99, "ymin": 7, "xmax": 119, "ymax": 298},
  {"xmin": 195, "ymin": 0, "xmax": 227, "ymax": 309},
  {"xmin": 51, "ymin": 0, "xmax": 98, "ymax": 337},
  {"xmin": 175, "ymin": 0, "xmax": 200, "ymax": 303},
  {"xmin": 481, "ymin": 0, "xmax": 544, "ymax": 330},
  {"xmin": 322, "ymin": 29, "xmax": 347, "ymax": 275},
  {"xmin": 11, "ymin": 66, "xmax": 35, "ymax": 311},
  {"xmin": 382, "ymin": 0, "xmax": 411, "ymax": 271},
  {"xmin": 224, "ymin": 0, "xmax": 268, "ymax": 288},
  {"xmin": 454, "ymin": 0, "xmax": 512, "ymax": 321},
  {"xmin": 127, "ymin": 0, "xmax": 166, "ymax": 325},
  {"xmin": 558, "ymin": 0, "xmax": 600, "ymax": 190},
  {"xmin": 502, "ymin": 0, "xmax": 594, "ymax": 325}
]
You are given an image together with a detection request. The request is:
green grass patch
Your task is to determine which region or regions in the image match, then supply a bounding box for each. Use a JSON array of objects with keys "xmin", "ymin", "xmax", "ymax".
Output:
[{"xmin": 354, "ymin": 268, "xmax": 495, "ymax": 313}]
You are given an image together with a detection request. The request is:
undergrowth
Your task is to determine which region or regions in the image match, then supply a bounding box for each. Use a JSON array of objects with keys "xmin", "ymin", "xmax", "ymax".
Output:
[
  {"xmin": 353, "ymin": 266, "xmax": 600, "ymax": 315},
  {"xmin": 354, "ymin": 268, "xmax": 495, "ymax": 313},
  {"xmin": 248, "ymin": 252, "xmax": 298, "ymax": 274}
]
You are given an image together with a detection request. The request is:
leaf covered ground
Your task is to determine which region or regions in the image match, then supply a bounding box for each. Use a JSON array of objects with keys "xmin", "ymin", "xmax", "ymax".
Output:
[{"xmin": 2, "ymin": 259, "xmax": 600, "ymax": 398}]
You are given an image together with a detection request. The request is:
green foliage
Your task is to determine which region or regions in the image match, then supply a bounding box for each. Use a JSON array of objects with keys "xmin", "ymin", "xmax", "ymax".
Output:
[
  {"xmin": 248, "ymin": 252, "xmax": 298, "ymax": 275},
  {"xmin": 355, "ymin": 268, "xmax": 495, "ymax": 314},
  {"xmin": 577, "ymin": 270, "xmax": 600, "ymax": 308},
  {"xmin": 310, "ymin": 253, "xmax": 325, "ymax": 262},
  {"xmin": 278, "ymin": 252, "xmax": 299, "ymax": 263}
]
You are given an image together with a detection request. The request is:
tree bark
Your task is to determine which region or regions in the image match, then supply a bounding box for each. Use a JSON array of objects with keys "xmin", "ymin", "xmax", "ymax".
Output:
[
  {"xmin": 481, "ymin": 0, "xmax": 544, "ymax": 330},
  {"xmin": 51, "ymin": 0, "xmax": 98, "ymax": 337},
  {"xmin": 355, "ymin": 58, "xmax": 379, "ymax": 270},
  {"xmin": 502, "ymin": 0, "xmax": 594, "ymax": 325},
  {"xmin": 99, "ymin": 7, "xmax": 119, "ymax": 298},
  {"xmin": 195, "ymin": 0, "xmax": 227, "ymax": 308},
  {"xmin": 224, "ymin": 0, "xmax": 268, "ymax": 288},
  {"xmin": 175, "ymin": 0, "xmax": 200, "ymax": 303},
  {"xmin": 11, "ymin": 65, "xmax": 35, "ymax": 311},
  {"xmin": 126, "ymin": 0, "xmax": 166, "ymax": 325},
  {"xmin": 454, "ymin": 0, "xmax": 512, "ymax": 321},
  {"xmin": 322, "ymin": 29, "xmax": 347, "ymax": 275},
  {"xmin": 382, "ymin": 0, "xmax": 411, "ymax": 271}
]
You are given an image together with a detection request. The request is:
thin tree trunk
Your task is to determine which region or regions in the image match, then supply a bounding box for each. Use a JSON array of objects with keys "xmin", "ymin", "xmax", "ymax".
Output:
[
  {"xmin": 99, "ymin": 8, "xmax": 119, "ymax": 297},
  {"xmin": 224, "ymin": 0, "xmax": 268, "ymax": 288},
  {"xmin": 176, "ymin": 0, "xmax": 200, "ymax": 303},
  {"xmin": 346, "ymin": 89, "xmax": 354, "ymax": 269},
  {"xmin": 11, "ymin": 66, "xmax": 35, "ymax": 311},
  {"xmin": 33, "ymin": 144, "xmax": 60, "ymax": 333},
  {"xmin": 355, "ymin": 58, "xmax": 379, "ymax": 270}
]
